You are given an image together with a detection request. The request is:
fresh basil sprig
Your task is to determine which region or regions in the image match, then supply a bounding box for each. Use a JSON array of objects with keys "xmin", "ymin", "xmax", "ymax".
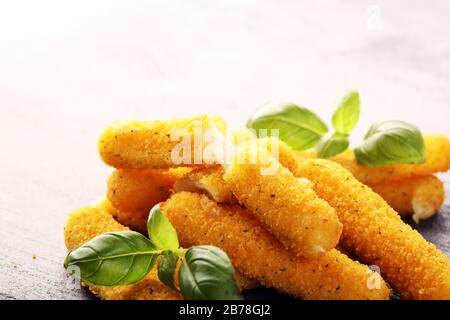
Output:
[
  {"xmin": 246, "ymin": 102, "xmax": 328, "ymax": 150},
  {"xmin": 246, "ymin": 91, "xmax": 426, "ymax": 166},
  {"xmin": 64, "ymin": 204, "xmax": 242, "ymax": 300},
  {"xmin": 317, "ymin": 91, "xmax": 360, "ymax": 158},
  {"xmin": 354, "ymin": 120, "xmax": 426, "ymax": 167}
]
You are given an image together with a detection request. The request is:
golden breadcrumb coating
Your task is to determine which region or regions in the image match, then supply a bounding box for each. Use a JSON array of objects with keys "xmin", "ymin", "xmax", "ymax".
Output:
[
  {"xmin": 108, "ymin": 169, "xmax": 177, "ymax": 213},
  {"xmin": 64, "ymin": 205, "xmax": 182, "ymax": 300},
  {"xmin": 369, "ymin": 175, "xmax": 444, "ymax": 223},
  {"xmin": 105, "ymin": 168, "xmax": 192, "ymax": 233},
  {"xmin": 98, "ymin": 116, "xmax": 227, "ymax": 169},
  {"xmin": 223, "ymin": 141, "xmax": 342, "ymax": 257},
  {"xmin": 294, "ymin": 135, "xmax": 450, "ymax": 185},
  {"xmin": 257, "ymin": 136, "xmax": 300, "ymax": 174},
  {"xmin": 295, "ymin": 159, "xmax": 450, "ymax": 300},
  {"xmin": 162, "ymin": 192, "xmax": 391, "ymax": 300}
]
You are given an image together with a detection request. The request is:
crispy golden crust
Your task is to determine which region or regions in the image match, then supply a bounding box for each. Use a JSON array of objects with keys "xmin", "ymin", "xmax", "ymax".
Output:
[
  {"xmin": 95, "ymin": 197, "xmax": 149, "ymax": 233},
  {"xmin": 98, "ymin": 116, "xmax": 227, "ymax": 169},
  {"xmin": 295, "ymin": 135, "xmax": 450, "ymax": 185},
  {"xmin": 258, "ymin": 137, "xmax": 300, "ymax": 174},
  {"xmin": 108, "ymin": 169, "xmax": 176, "ymax": 213},
  {"xmin": 162, "ymin": 192, "xmax": 391, "ymax": 300},
  {"xmin": 64, "ymin": 205, "xmax": 182, "ymax": 300},
  {"xmin": 105, "ymin": 168, "xmax": 192, "ymax": 233},
  {"xmin": 106, "ymin": 169, "xmax": 177, "ymax": 232},
  {"xmin": 368, "ymin": 175, "xmax": 444, "ymax": 223},
  {"xmin": 295, "ymin": 159, "xmax": 450, "ymax": 300},
  {"xmin": 223, "ymin": 141, "xmax": 342, "ymax": 257}
]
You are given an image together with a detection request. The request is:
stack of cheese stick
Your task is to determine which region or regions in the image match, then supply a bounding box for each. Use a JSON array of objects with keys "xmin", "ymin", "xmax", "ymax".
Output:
[
  {"xmin": 294, "ymin": 135, "xmax": 450, "ymax": 223},
  {"xmin": 64, "ymin": 115, "xmax": 450, "ymax": 300}
]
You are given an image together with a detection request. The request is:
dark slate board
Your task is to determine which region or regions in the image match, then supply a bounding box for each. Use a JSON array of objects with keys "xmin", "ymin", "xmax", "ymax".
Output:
[{"xmin": 1, "ymin": 200, "xmax": 448, "ymax": 300}]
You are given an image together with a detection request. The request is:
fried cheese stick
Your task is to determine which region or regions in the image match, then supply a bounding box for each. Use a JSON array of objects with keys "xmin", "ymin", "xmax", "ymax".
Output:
[
  {"xmin": 106, "ymin": 168, "xmax": 192, "ymax": 232},
  {"xmin": 223, "ymin": 140, "xmax": 342, "ymax": 257},
  {"xmin": 294, "ymin": 135, "xmax": 450, "ymax": 185},
  {"xmin": 295, "ymin": 159, "xmax": 450, "ymax": 300},
  {"xmin": 368, "ymin": 175, "xmax": 444, "ymax": 223},
  {"xmin": 99, "ymin": 116, "xmax": 227, "ymax": 169},
  {"xmin": 162, "ymin": 192, "xmax": 391, "ymax": 300},
  {"xmin": 64, "ymin": 205, "xmax": 182, "ymax": 300},
  {"xmin": 107, "ymin": 169, "xmax": 177, "ymax": 213}
]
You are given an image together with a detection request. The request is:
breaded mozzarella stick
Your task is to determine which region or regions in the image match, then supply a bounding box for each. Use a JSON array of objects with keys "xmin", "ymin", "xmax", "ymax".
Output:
[
  {"xmin": 162, "ymin": 192, "xmax": 391, "ymax": 300},
  {"xmin": 223, "ymin": 140, "xmax": 342, "ymax": 257},
  {"xmin": 107, "ymin": 169, "xmax": 177, "ymax": 213},
  {"xmin": 368, "ymin": 175, "xmax": 444, "ymax": 223},
  {"xmin": 295, "ymin": 159, "xmax": 450, "ymax": 300},
  {"xmin": 99, "ymin": 116, "xmax": 227, "ymax": 169}
]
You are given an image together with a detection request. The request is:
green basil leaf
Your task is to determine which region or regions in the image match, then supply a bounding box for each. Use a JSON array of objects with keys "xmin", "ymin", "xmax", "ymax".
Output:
[
  {"xmin": 354, "ymin": 120, "xmax": 425, "ymax": 167},
  {"xmin": 147, "ymin": 204, "xmax": 179, "ymax": 252},
  {"xmin": 246, "ymin": 102, "xmax": 328, "ymax": 150},
  {"xmin": 158, "ymin": 251, "xmax": 179, "ymax": 291},
  {"xmin": 317, "ymin": 132, "xmax": 350, "ymax": 158},
  {"xmin": 178, "ymin": 246, "xmax": 242, "ymax": 300},
  {"xmin": 64, "ymin": 231, "xmax": 159, "ymax": 286},
  {"xmin": 332, "ymin": 91, "xmax": 360, "ymax": 134}
]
